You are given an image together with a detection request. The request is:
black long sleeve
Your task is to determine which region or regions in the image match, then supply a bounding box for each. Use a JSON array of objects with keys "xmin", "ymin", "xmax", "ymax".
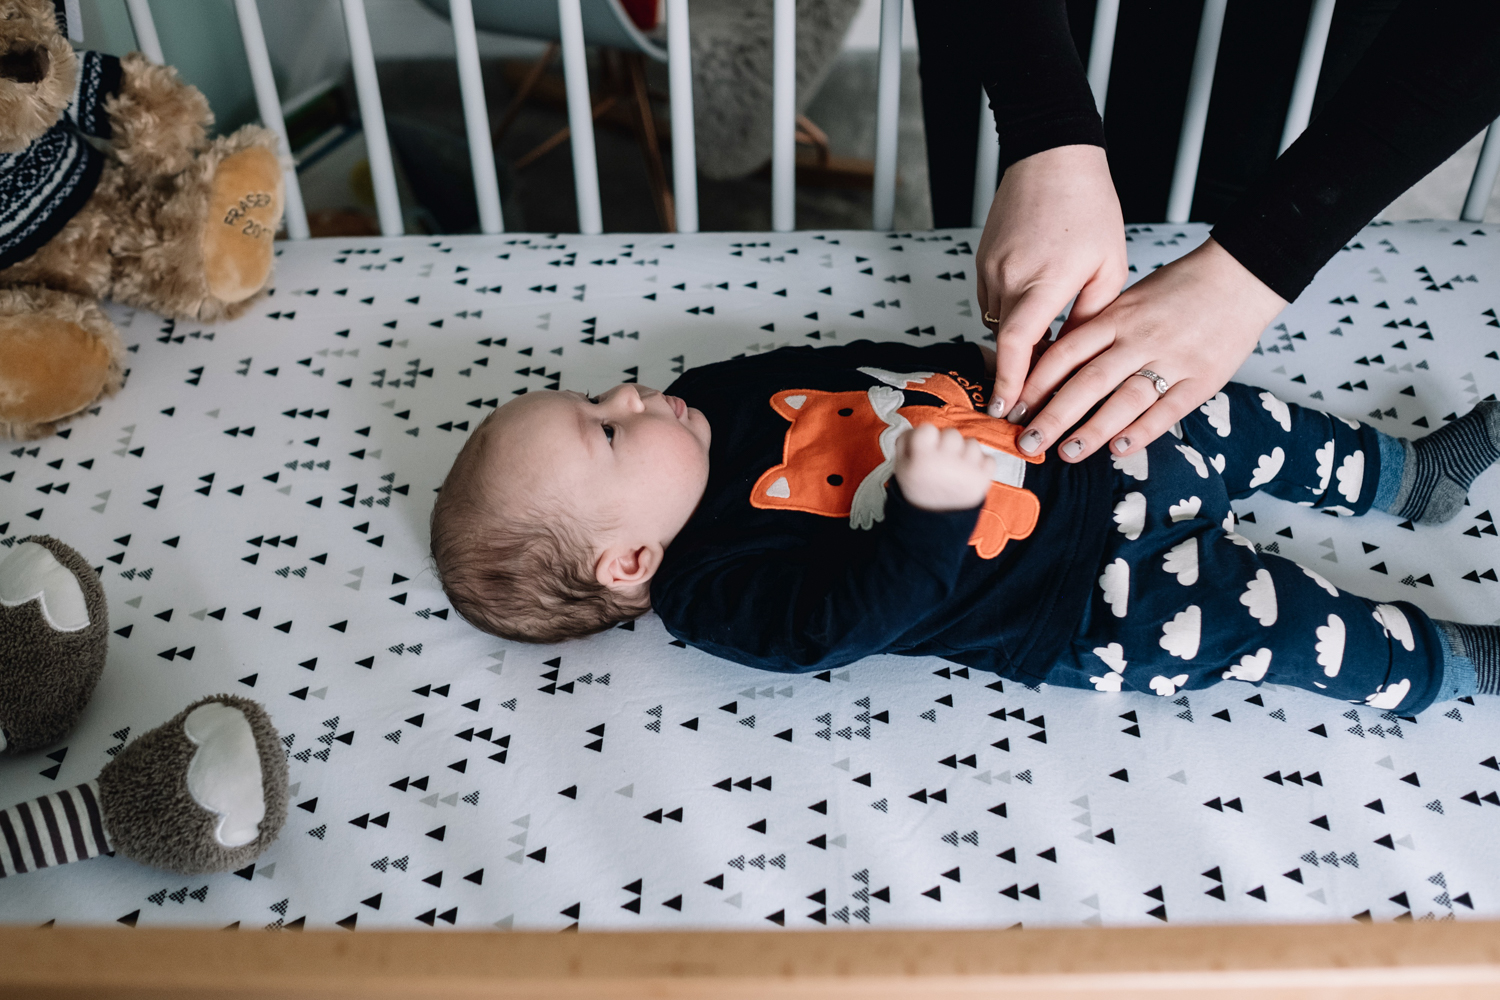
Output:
[
  {"xmin": 1211, "ymin": 0, "xmax": 1500, "ymax": 302},
  {"xmin": 976, "ymin": 0, "xmax": 1106, "ymax": 171}
]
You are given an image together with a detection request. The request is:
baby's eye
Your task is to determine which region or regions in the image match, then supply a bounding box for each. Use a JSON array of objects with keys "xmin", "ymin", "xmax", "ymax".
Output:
[
  {"xmin": 602, "ymin": 423, "xmax": 615, "ymax": 444},
  {"xmin": 586, "ymin": 394, "xmax": 600, "ymax": 404}
]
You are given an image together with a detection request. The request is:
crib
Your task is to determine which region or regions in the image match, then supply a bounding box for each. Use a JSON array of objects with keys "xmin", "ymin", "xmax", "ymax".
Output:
[{"xmin": 4, "ymin": 0, "xmax": 1500, "ymax": 995}]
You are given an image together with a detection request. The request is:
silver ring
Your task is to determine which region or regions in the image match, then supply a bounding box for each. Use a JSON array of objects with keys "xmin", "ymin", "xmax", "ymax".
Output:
[{"xmin": 1135, "ymin": 369, "xmax": 1170, "ymax": 396}]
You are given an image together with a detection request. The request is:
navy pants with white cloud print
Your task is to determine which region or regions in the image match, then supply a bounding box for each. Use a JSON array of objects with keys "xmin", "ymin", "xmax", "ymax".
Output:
[{"xmin": 1047, "ymin": 381, "xmax": 1448, "ymax": 715}]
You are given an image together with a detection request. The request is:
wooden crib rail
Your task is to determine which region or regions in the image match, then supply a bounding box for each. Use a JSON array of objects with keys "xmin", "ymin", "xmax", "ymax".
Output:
[{"xmin": 4, "ymin": 921, "xmax": 1500, "ymax": 999}]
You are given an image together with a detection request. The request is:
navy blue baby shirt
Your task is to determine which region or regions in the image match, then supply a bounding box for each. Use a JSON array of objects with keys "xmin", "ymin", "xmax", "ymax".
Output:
[{"xmin": 650, "ymin": 340, "xmax": 1113, "ymax": 683}]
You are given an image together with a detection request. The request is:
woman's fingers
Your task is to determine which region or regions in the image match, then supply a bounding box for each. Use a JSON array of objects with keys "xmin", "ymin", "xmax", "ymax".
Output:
[
  {"xmin": 1007, "ymin": 312, "xmax": 1122, "ymax": 421},
  {"xmin": 1107, "ymin": 385, "xmax": 1202, "ymax": 457},
  {"xmin": 1014, "ymin": 344, "xmax": 1143, "ymax": 457},
  {"xmin": 987, "ymin": 285, "xmax": 1069, "ymax": 420},
  {"xmin": 1058, "ymin": 264, "xmax": 1127, "ymax": 337}
]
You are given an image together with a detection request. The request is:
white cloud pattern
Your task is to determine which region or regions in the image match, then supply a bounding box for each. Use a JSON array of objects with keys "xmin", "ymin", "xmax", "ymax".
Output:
[
  {"xmin": 1210, "ymin": 453, "xmax": 1226, "ymax": 474},
  {"xmin": 1175, "ymin": 443, "xmax": 1209, "ymax": 478},
  {"xmin": 1200, "ymin": 392, "xmax": 1231, "ymax": 436},
  {"xmin": 1099, "ymin": 558, "xmax": 1129, "ymax": 618},
  {"xmin": 1089, "ymin": 642, "xmax": 1128, "ymax": 692},
  {"xmin": 1112, "ymin": 448, "xmax": 1149, "ymax": 481},
  {"xmin": 1337, "ymin": 451, "xmax": 1364, "ymax": 503},
  {"xmin": 1150, "ymin": 674, "xmax": 1190, "ymax": 696},
  {"xmin": 1314, "ymin": 440, "xmax": 1334, "ymax": 494},
  {"xmin": 1169, "ymin": 496, "xmax": 1202, "ymax": 523},
  {"xmin": 1366, "ymin": 678, "xmax": 1411, "ymax": 710},
  {"xmin": 1160, "ymin": 605, "xmax": 1201, "ymax": 660},
  {"xmin": 1301, "ymin": 565, "xmax": 1340, "ymax": 597},
  {"xmin": 1315, "ymin": 614, "xmax": 1345, "ymax": 676},
  {"xmin": 1259, "ymin": 391, "xmax": 1292, "ymax": 432},
  {"xmin": 1372, "ymin": 603, "xmax": 1415, "ymax": 651},
  {"xmin": 1163, "ymin": 538, "xmax": 1198, "ymax": 586},
  {"xmin": 1240, "ymin": 569, "xmax": 1277, "ymax": 626},
  {"xmin": 1113, "ymin": 492, "xmax": 1146, "ymax": 540},
  {"xmin": 1248, "ymin": 447, "xmax": 1286, "ymax": 488},
  {"xmin": 1223, "ymin": 647, "xmax": 1272, "ymax": 683}
]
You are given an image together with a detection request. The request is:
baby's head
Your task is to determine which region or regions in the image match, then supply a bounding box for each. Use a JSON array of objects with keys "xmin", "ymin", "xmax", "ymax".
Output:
[{"xmin": 431, "ymin": 383, "xmax": 711, "ymax": 642}]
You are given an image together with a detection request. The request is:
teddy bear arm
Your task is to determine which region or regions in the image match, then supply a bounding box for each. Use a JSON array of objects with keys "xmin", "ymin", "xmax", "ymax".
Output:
[{"xmin": 106, "ymin": 53, "xmax": 211, "ymax": 178}]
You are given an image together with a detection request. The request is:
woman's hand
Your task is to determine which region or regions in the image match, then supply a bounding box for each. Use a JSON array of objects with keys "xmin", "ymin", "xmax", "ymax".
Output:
[
  {"xmin": 1008, "ymin": 237, "xmax": 1289, "ymax": 462},
  {"xmin": 978, "ymin": 144, "xmax": 1128, "ymax": 422}
]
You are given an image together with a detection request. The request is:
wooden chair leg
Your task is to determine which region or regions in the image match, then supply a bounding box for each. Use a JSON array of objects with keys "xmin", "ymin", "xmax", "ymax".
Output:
[
  {"xmin": 493, "ymin": 42, "xmax": 558, "ymax": 147},
  {"xmin": 625, "ymin": 52, "xmax": 675, "ymax": 232},
  {"xmin": 513, "ymin": 95, "xmax": 618, "ymax": 171}
]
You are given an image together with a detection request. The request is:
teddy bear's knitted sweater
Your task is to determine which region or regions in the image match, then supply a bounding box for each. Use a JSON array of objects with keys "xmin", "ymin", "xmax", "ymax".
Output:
[
  {"xmin": 0, "ymin": 50, "xmax": 120, "ymax": 269},
  {"xmin": 650, "ymin": 340, "xmax": 1114, "ymax": 682}
]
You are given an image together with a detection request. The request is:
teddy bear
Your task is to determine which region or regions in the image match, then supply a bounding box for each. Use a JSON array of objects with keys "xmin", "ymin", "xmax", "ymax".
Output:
[
  {"xmin": 0, "ymin": 535, "xmax": 288, "ymax": 877},
  {"xmin": 0, "ymin": 0, "xmax": 285, "ymax": 442}
]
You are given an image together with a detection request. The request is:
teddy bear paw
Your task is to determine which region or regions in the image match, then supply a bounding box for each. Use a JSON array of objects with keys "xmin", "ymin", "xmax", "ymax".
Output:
[
  {"xmin": 201, "ymin": 146, "xmax": 284, "ymax": 305},
  {"xmin": 0, "ymin": 289, "xmax": 123, "ymax": 440}
]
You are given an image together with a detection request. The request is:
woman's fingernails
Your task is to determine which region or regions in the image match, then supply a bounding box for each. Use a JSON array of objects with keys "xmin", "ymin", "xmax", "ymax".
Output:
[
  {"xmin": 1005, "ymin": 402, "xmax": 1028, "ymax": 423},
  {"xmin": 988, "ymin": 398, "xmax": 1006, "ymax": 418},
  {"xmin": 1061, "ymin": 438, "xmax": 1083, "ymax": 459},
  {"xmin": 1113, "ymin": 436, "xmax": 1131, "ymax": 453},
  {"xmin": 1018, "ymin": 429, "xmax": 1043, "ymax": 454}
]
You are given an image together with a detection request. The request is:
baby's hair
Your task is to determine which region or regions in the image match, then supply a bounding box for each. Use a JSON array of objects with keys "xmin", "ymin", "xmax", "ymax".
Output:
[{"xmin": 430, "ymin": 421, "xmax": 649, "ymax": 644}]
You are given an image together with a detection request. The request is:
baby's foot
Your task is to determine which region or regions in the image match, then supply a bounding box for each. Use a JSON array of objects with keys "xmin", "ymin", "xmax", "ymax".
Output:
[{"xmin": 1388, "ymin": 401, "xmax": 1499, "ymax": 524}]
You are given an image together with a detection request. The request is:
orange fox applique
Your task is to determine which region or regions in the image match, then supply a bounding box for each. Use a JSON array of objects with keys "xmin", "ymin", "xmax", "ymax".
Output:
[{"xmin": 750, "ymin": 367, "xmax": 1043, "ymax": 558}]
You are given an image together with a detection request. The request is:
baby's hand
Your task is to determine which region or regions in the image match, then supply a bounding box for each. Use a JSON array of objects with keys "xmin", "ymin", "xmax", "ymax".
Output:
[{"xmin": 895, "ymin": 423, "xmax": 994, "ymax": 512}]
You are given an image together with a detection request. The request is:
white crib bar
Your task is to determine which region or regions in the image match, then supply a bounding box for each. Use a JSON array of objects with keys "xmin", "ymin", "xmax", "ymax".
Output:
[
  {"xmin": 341, "ymin": 0, "xmax": 403, "ymax": 236},
  {"xmin": 558, "ymin": 0, "xmax": 603, "ymax": 236},
  {"xmin": 124, "ymin": 0, "xmax": 164, "ymax": 64},
  {"xmin": 1165, "ymin": 0, "xmax": 1227, "ymax": 224},
  {"xmin": 771, "ymin": 0, "xmax": 796, "ymax": 233},
  {"xmin": 970, "ymin": 86, "xmax": 1000, "ymax": 228},
  {"xmin": 1085, "ymin": 0, "xmax": 1119, "ymax": 117},
  {"xmin": 666, "ymin": 0, "xmax": 698, "ymax": 233},
  {"xmin": 448, "ymin": 0, "xmax": 504, "ymax": 234},
  {"xmin": 1278, "ymin": 0, "xmax": 1335, "ymax": 155},
  {"xmin": 233, "ymin": 0, "xmax": 310, "ymax": 241},
  {"xmin": 870, "ymin": 0, "xmax": 903, "ymax": 231},
  {"xmin": 1462, "ymin": 119, "xmax": 1500, "ymax": 223}
]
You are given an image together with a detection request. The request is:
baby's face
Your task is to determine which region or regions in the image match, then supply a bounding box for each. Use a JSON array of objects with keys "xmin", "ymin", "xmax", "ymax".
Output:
[{"xmin": 480, "ymin": 382, "xmax": 712, "ymax": 550}]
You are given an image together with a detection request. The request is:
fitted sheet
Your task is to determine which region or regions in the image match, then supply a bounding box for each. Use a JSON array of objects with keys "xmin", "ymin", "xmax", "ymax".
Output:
[{"xmin": 0, "ymin": 221, "xmax": 1496, "ymax": 932}]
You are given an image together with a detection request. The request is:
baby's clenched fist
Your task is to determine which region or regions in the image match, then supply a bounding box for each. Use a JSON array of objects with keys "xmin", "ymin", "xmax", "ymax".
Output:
[{"xmin": 895, "ymin": 422, "xmax": 995, "ymax": 512}]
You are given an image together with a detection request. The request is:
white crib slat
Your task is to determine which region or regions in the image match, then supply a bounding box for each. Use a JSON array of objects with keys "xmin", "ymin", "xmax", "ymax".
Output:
[
  {"xmin": 448, "ymin": 0, "xmax": 504, "ymax": 234},
  {"xmin": 1165, "ymin": 0, "xmax": 1227, "ymax": 224},
  {"xmin": 1278, "ymin": 0, "xmax": 1336, "ymax": 155},
  {"xmin": 971, "ymin": 86, "xmax": 1000, "ymax": 229},
  {"xmin": 870, "ymin": 0, "xmax": 902, "ymax": 231},
  {"xmin": 1085, "ymin": 0, "xmax": 1119, "ymax": 117},
  {"xmin": 771, "ymin": 0, "xmax": 796, "ymax": 233},
  {"xmin": 666, "ymin": 0, "xmax": 698, "ymax": 233},
  {"xmin": 233, "ymin": 0, "xmax": 310, "ymax": 241},
  {"xmin": 124, "ymin": 0, "xmax": 164, "ymax": 64},
  {"xmin": 341, "ymin": 0, "xmax": 403, "ymax": 237},
  {"xmin": 1462, "ymin": 119, "xmax": 1500, "ymax": 223},
  {"xmin": 558, "ymin": 0, "xmax": 603, "ymax": 236}
]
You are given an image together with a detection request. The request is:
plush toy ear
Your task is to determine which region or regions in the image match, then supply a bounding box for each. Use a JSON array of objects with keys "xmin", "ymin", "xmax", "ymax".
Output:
[
  {"xmin": 96, "ymin": 694, "xmax": 290, "ymax": 874},
  {"xmin": 0, "ymin": 535, "xmax": 108, "ymax": 753},
  {"xmin": 0, "ymin": 695, "xmax": 289, "ymax": 878}
]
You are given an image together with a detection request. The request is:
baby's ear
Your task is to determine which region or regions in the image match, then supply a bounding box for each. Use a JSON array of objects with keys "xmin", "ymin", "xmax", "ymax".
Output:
[{"xmin": 594, "ymin": 543, "xmax": 661, "ymax": 592}]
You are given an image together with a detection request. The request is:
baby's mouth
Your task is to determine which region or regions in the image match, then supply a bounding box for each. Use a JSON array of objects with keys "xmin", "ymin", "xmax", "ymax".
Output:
[{"xmin": 667, "ymin": 394, "xmax": 686, "ymax": 419}]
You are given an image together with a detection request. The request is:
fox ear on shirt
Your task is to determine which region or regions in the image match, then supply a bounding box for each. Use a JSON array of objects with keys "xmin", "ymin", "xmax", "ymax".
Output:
[{"xmin": 594, "ymin": 543, "xmax": 661, "ymax": 593}]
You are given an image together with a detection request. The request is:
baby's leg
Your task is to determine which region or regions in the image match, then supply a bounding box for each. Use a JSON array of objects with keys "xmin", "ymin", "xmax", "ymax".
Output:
[
  {"xmin": 1058, "ymin": 428, "xmax": 1485, "ymax": 714},
  {"xmin": 1177, "ymin": 383, "xmax": 1499, "ymax": 523}
]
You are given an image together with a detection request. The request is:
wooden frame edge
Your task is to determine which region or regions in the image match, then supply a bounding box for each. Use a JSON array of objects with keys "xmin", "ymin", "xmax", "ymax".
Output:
[{"xmin": 4, "ymin": 921, "xmax": 1500, "ymax": 998}]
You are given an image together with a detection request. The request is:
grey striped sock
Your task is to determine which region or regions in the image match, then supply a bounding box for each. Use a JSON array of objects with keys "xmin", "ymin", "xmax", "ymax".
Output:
[
  {"xmin": 1437, "ymin": 621, "xmax": 1500, "ymax": 698},
  {"xmin": 1389, "ymin": 401, "xmax": 1500, "ymax": 524},
  {"xmin": 0, "ymin": 781, "xmax": 112, "ymax": 877}
]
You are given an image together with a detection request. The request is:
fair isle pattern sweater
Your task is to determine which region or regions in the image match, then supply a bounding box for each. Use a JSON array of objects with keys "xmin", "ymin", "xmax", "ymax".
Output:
[{"xmin": 0, "ymin": 50, "xmax": 121, "ymax": 270}]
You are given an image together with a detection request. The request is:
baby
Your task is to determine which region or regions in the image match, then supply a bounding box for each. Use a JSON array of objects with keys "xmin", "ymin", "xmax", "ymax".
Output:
[{"xmin": 431, "ymin": 339, "xmax": 1500, "ymax": 718}]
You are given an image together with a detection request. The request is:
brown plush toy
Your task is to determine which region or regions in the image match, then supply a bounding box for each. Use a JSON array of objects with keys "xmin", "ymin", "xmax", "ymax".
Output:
[
  {"xmin": 0, "ymin": 536, "xmax": 289, "ymax": 876},
  {"xmin": 0, "ymin": 0, "xmax": 285, "ymax": 441}
]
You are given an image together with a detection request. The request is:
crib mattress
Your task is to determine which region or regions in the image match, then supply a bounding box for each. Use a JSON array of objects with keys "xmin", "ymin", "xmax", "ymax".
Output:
[{"xmin": 0, "ymin": 221, "xmax": 1496, "ymax": 932}]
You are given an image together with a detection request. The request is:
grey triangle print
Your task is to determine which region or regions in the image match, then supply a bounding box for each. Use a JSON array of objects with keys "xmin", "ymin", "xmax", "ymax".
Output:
[{"xmin": 0, "ymin": 221, "xmax": 1496, "ymax": 933}]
